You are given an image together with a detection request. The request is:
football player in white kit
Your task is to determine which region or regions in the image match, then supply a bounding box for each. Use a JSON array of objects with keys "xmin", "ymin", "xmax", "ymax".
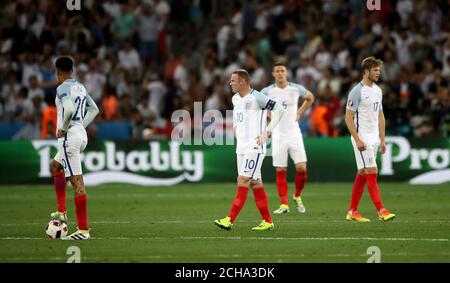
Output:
[
  {"xmin": 261, "ymin": 62, "xmax": 314, "ymax": 214},
  {"xmin": 49, "ymin": 57, "xmax": 99, "ymax": 239},
  {"xmin": 345, "ymin": 57, "xmax": 395, "ymax": 222},
  {"xmin": 214, "ymin": 69, "xmax": 285, "ymax": 231}
]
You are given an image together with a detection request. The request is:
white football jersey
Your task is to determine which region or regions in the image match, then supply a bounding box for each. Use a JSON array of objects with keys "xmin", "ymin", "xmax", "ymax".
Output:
[
  {"xmin": 346, "ymin": 82, "xmax": 383, "ymax": 141},
  {"xmin": 261, "ymin": 82, "xmax": 308, "ymax": 138},
  {"xmin": 232, "ymin": 89, "xmax": 276, "ymax": 154},
  {"xmin": 56, "ymin": 79, "xmax": 88, "ymax": 140}
]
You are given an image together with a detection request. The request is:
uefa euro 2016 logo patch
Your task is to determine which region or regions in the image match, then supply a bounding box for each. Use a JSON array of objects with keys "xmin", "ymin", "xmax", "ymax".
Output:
[{"xmin": 347, "ymin": 100, "xmax": 354, "ymax": 107}]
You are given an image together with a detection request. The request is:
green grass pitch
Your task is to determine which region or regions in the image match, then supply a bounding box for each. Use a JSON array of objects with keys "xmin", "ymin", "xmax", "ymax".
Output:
[{"xmin": 0, "ymin": 183, "xmax": 449, "ymax": 263}]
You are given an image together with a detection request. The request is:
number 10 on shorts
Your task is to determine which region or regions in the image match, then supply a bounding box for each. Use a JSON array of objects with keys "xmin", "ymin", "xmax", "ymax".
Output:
[{"xmin": 244, "ymin": 159, "xmax": 256, "ymax": 170}]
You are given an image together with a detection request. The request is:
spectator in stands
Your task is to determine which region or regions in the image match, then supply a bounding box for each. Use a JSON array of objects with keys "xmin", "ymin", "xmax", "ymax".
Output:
[
  {"xmin": 13, "ymin": 95, "xmax": 46, "ymax": 140},
  {"xmin": 41, "ymin": 100, "xmax": 57, "ymax": 139},
  {"xmin": 137, "ymin": 2, "xmax": 159, "ymax": 65},
  {"xmin": 101, "ymin": 87, "xmax": 119, "ymax": 120},
  {"xmin": 118, "ymin": 41, "xmax": 141, "ymax": 74},
  {"xmin": 1, "ymin": 72, "xmax": 20, "ymax": 102},
  {"xmin": 173, "ymin": 55, "xmax": 189, "ymax": 93},
  {"xmin": 116, "ymin": 69, "xmax": 139, "ymax": 101},
  {"xmin": 85, "ymin": 57, "xmax": 107, "ymax": 104},
  {"xmin": 309, "ymin": 96, "xmax": 330, "ymax": 137},
  {"xmin": 296, "ymin": 56, "xmax": 323, "ymax": 86},
  {"xmin": 39, "ymin": 56, "xmax": 58, "ymax": 102},
  {"xmin": 112, "ymin": 1, "xmax": 136, "ymax": 47},
  {"xmin": 430, "ymin": 82, "xmax": 450, "ymax": 135},
  {"xmin": 27, "ymin": 75, "xmax": 44, "ymax": 101},
  {"xmin": 118, "ymin": 93, "xmax": 137, "ymax": 120}
]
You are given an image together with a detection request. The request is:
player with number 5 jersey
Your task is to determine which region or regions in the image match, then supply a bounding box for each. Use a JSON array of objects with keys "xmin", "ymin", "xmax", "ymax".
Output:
[
  {"xmin": 50, "ymin": 57, "xmax": 99, "ymax": 240},
  {"xmin": 261, "ymin": 62, "xmax": 315, "ymax": 215}
]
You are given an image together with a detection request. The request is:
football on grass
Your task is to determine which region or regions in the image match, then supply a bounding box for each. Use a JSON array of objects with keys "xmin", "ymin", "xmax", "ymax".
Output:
[{"xmin": 46, "ymin": 220, "xmax": 68, "ymax": 239}]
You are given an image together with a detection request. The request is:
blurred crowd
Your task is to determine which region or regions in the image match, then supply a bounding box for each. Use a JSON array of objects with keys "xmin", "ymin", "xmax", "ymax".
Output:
[{"xmin": 0, "ymin": 0, "xmax": 449, "ymax": 140}]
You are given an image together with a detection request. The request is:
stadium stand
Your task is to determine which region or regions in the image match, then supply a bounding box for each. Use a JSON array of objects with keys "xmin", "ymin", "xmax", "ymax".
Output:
[{"xmin": 0, "ymin": 0, "xmax": 448, "ymax": 140}]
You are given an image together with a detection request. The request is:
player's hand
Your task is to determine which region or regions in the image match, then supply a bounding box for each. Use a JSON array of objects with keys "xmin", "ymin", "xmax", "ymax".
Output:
[
  {"xmin": 356, "ymin": 139, "xmax": 367, "ymax": 151},
  {"xmin": 56, "ymin": 129, "xmax": 65, "ymax": 138},
  {"xmin": 295, "ymin": 110, "xmax": 305, "ymax": 121},
  {"xmin": 256, "ymin": 131, "xmax": 270, "ymax": 145},
  {"xmin": 380, "ymin": 142, "xmax": 386, "ymax": 154}
]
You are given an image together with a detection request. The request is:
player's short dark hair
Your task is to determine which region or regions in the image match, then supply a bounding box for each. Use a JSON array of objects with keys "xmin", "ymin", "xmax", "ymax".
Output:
[
  {"xmin": 232, "ymin": 69, "xmax": 250, "ymax": 83},
  {"xmin": 273, "ymin": 61, "xmax": 287, "ymax": 69},
  {"xmin": 55, "ymin": 56, "xmax": 74, "ymax": 73},
  {"xmin": 361, "ymin": 57, "xmax": 383, "ymax": 73}
]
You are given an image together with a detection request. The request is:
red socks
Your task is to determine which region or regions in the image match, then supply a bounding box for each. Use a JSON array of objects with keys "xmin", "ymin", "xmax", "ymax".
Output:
[
  {"xmin": 295, "ymin": 171, "xmax": 307, "ymax": 197},
  {"xmin": 75, "ymin": 194, "xmax": 89, "ymax": 230},
  {"xmin": 228, "ymin": 186, "xmax": 248, "ymax": 223},
  {"xmin": 276, "ymin": 171, "xmax": 289, "ymax": 205},
  {"xmin": 54, "ymin": 171, "xmax": 89, "ymax": 231},
  {"xmin": 227, "ymin": 186, "xmax": 273, "ymax": 224},
  {"xmin": 366, "ymin": 173, "xmax": 384, "ymax": 212},
  {"xmin": 53, "ymin": 172, "xmax": 66, "ymax": 213},
  {"xmin": 277, "ymin": 170, "xmax": 307, "ymax": 203},
  {"xmin": 349, "ymin": 173, "xmax": 366, "ymax": 212},
  {"xmin": 252, "ymin": 188, "xmax": 272, "ymax": 223}
]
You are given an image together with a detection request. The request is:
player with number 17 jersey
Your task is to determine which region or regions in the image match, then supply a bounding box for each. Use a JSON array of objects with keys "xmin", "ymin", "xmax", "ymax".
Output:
[{"xmin": 345, "ymin": 56, "xmax": 395, "ymax": 222}]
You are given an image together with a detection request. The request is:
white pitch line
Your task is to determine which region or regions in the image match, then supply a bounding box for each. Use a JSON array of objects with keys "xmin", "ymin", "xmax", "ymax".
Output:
[
  {"xmin": 0, "ymin": 237, "xmax": 43, "ymax": 240},
  {"xmin": 1, "ymin": 219, "xmax": 450, "ymax": 226},
  {"xmin": 178, "ymin": 236, "xmax": 449, "ymax": 242},
  {"xmin": 0, "ymin": 236, "xmax": 447, "ymax": 242},
  {"xmin": 3, "ymin": 253, "xmax": 450, "ymax": 262}
]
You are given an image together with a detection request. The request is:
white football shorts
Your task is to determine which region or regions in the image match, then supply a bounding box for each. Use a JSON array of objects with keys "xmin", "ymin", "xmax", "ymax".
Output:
[
  {"xmin": 351, "ymin": 137, "xmax": 379, "ymax": 170},
  {"xmin": 237, "ymin": 152, "xmax": 265, "ymax": 180},
  {"xmin": 271, "ymin": 135, "xmax": 307, "ymax": 167},
  {"xmin": 54, "ymin": 136, "xmax": 87, "ymax": 177}
]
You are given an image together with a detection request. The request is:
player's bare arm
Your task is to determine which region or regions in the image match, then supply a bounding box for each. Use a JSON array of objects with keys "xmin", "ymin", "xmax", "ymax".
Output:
[
  {"xmin": 266, "ymin": 111, "xmax": 271, "ymax": 123},
  {"xmin": 379, "ymin": 109, "xmax": 386, "ymax": 154},
  {"xmin": 296, "ymin": 91, "xmax": 315, "ymax": 121},
  {"xmin": 345, "ymin": 109, "xmax": 366, "ymax": 151}
]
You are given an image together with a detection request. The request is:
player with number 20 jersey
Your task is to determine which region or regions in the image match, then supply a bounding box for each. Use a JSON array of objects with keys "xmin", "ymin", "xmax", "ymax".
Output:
[{"xmin": 50, "ymin": 57, "xmax": 99, "ymax": 240}]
